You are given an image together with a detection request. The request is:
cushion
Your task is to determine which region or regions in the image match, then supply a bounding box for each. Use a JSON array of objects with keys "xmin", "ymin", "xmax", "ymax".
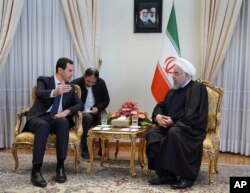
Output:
[
  {"xmin": 15, "ymin": 132, "xmax": 34, "ymax": 143},
  {"xmin": 15, "ymin": 131, "xmax": 78, "ymax": 144}
]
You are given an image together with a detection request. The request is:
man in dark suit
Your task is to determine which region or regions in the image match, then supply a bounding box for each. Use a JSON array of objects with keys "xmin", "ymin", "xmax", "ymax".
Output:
[
  {"xmin": 71, "ymin": 68, "xmax": 110, "ymax": 159},
  {"xmin": 24, "ymin": 57, "xmax": 84, "ymax": 187}
]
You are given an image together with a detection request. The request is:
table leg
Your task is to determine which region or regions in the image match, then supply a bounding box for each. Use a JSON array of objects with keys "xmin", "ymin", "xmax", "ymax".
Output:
[
  {"xmin": 100, "ymin": 138, "xmax": 106, "ymax": 166},
  {"xmin": 142, "ymin": 138, "xmax": 150, "ymax": 175},
  {"xmin": 103, "ymin": 139, "xmax": 109, "ymax": 162},
  {"xmin": 130, "ymin": 135, "xmax": 136, "ymax": 177},
  {"xmin": 138, "ymin": 138, "xmax": 144, "ymax": 169},
  {"xmin": 86, "ymin": 136, "xmax": 94, "ymax": 174},
  {"xmin": 114, "ymin": 140, "xmax": 119, "ymax": 159}
]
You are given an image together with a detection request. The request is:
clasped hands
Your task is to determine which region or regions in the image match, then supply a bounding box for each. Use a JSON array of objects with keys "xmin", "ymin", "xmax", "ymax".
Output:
[{"xmin": 156, "ymin": 114, "xmax": 174, "ymax": 128}]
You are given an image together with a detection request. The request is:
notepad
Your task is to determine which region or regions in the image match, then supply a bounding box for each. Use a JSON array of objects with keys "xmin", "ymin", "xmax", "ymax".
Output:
[
  {"xmin": 120, "ymin": 128, "xmax": 130, "ymax": 132},
  {"xmin": 92, "ymin": 127, "xmax": 101, "ymax": 130}
]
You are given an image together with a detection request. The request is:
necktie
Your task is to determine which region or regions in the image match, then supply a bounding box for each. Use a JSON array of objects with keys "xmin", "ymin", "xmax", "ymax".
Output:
[{"xmin": 50, "ymin": 85, "xmax": 61, "ymax": 117}]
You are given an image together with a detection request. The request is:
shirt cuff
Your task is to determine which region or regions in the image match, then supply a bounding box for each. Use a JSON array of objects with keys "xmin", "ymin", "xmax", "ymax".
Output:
[{"xmin": 50, "ymin": 89, "xmax": 55, "ymax": 98}]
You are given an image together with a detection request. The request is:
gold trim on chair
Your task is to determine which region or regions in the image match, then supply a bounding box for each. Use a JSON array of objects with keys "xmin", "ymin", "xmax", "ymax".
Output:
[{"xmin": 197, "ymin": 79, "xmax": 224, "ymax": 184}]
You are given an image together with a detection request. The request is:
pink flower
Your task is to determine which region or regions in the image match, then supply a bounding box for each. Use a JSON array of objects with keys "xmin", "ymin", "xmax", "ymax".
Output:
[
  {"xmin": 110, "ymin": 101, "xmax": 148, "ymax": 120},
  {"xmin": 108, "ymin": 101, "xmax": 151, "ymax": 125}
]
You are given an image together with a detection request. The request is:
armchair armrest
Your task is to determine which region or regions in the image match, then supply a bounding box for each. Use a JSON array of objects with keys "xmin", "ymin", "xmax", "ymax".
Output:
[
  {"xmin": 215, "ymin": 112, "xmax": 221, "ymax": 139},
  {"xmin": 13, "ymin": 107, "xmax": 30, "ymax": 136}
]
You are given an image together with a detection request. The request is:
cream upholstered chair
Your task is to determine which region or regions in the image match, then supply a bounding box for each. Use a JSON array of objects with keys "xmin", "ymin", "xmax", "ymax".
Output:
[
  {"xmin": 11, "ymin": 84, "xmax": 83, "ymax": 172},
  {"xmin": 197, "ymin": 79, "xmax": 224, "ymax": 184}
]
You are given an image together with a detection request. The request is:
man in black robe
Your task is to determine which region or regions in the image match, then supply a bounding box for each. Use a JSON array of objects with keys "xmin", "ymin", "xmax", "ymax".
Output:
[{"xmin": 146, "ymin": 57, "xmax": 208, "ymax": 189}]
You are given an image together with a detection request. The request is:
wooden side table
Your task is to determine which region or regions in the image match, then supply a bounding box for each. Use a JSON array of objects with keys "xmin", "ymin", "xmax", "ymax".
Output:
[{"xmin": 86, "ymin": 126, "xmax": 148, "ymax": 176}]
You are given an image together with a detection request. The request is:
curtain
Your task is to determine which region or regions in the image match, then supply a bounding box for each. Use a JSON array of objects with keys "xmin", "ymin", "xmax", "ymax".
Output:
[
  {"xmin": 200, "ymin": 0, "xmax": 242, "ymax": 82},
  {"xmin": 0, "ymin": 0, "xmax": 82, "ymax": 148},
  {"xmin": 61, "ymin": 0, "xmax": 101, "ymax": 71},
  {"xmin": 215, "ymin": 0, "xmax": 250, "ymax": 155},
  {"xmin": 0, "ymin": 0, "xmax": 24, "ymax": 74}
]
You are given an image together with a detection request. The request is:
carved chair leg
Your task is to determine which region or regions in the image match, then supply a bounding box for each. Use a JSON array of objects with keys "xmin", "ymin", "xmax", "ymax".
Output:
[
  {"xmin": 207, "ymin": 158, "xmax": 213, "ymax": 185},
  {"xmin": 214, "ymin": 150, "xmax": 219, "ymax": 173},
  {"xmin": 11, "ymin": 144, "xmax": 18, "ymax": 171},
  {"xmin": 73, "ymin": 144, "xmax": 79, "ymax": 172}
]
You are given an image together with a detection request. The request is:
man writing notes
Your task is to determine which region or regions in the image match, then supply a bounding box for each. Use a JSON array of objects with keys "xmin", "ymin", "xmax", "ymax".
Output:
[
  {"xmin": 71, "ymin": 68, "xmax": 110, "ymax": 159},
  {"xmin": 24, "ymin": 57, "xmax": 84, "ymax": 187},
  {"xmin": 146, "ymin": 57, "xmax": 208, "ymax": 189}
]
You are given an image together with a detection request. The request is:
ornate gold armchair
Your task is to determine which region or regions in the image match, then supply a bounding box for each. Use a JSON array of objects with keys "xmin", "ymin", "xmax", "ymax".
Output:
[
  {"xmin": 197, "ymin": 79, "xmax": 224, "ymax": 184},
  {"xmin": 11, "ymin": 84, "xmax": 83, "ymax": 172}
]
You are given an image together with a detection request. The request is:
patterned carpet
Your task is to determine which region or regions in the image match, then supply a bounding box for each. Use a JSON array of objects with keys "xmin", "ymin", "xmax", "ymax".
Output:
[{"xmin": 0, "ymin": 153, "xmax": 249, "ymax": 193}]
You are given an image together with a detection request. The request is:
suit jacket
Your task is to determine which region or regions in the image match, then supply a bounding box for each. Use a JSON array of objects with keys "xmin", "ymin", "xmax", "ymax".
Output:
[
  {"xmin": 71, "ymin": 77, "xmax": 110, "ymax": 112},
  {"xmin": 26, "ymin": 76, "xmax": 84, "ymax": 123}
]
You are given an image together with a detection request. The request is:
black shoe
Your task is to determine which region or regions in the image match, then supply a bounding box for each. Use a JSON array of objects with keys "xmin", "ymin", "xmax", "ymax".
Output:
[
  {"xmin": 81, "ymin": 151, "xmax": 90, "ymax": 160},
  {"xmin": 56, "ymin": 168, "xmax": 67, "ymax": 183},
  {"xmin": 171, "ymin": 178, "xmax": 194, "ymax": 189},
  {"xmin": 31, "ymin": 171, "xmax": 47, "ymax": 187},
  {"xmin": 148, "ymin": 175, "xmax": 176, "ymax": 185}
]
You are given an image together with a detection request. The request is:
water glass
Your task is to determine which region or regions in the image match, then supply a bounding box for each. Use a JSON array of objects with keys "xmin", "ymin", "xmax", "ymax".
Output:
[
  {"xmin": 101, "ymin": 113, "xmax": 108, "ymax": 125},
  {"xmin": 131, "ymin": 115, "xmax": 139, "ymax": 126}
]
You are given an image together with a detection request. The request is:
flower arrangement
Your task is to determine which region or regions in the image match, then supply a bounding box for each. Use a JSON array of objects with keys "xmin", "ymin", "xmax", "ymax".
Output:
[{"xmin": 108, "ymin": 101, "xmax": 152, "ymax": 126}]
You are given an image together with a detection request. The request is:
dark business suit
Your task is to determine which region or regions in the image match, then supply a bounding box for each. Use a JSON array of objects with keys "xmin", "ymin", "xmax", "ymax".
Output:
[
  {"xmin": 24, "ymin": 76, "xmax": 84, "ymax": 165},
  {"xmin": 71, "ymin": 77, "xmax": 110, "ymax": 152}
]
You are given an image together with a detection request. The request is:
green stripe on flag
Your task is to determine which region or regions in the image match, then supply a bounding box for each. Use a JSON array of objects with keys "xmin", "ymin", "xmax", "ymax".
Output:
[{"xmin": 166, "ymin": 4, "xmax": 181, "ymax": 56}]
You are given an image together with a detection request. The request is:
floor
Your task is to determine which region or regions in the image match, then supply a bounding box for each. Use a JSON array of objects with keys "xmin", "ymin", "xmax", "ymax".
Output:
[{"xmin": 1, "ymin": 142, "xmax": 250, "ymax": 165}]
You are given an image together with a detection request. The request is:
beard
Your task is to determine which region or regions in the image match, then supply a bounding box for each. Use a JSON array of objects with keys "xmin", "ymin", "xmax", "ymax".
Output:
[
  {"xmin": 172, "ymin": 80, "xmax": 186, "ymax": 90},
  {"xmin": 148, "ymin": 16, "xmax": 156, "ymax": 23},
  {"xmin": 140, "ymin": 15, "xmax": 148, "ymax": 23}
]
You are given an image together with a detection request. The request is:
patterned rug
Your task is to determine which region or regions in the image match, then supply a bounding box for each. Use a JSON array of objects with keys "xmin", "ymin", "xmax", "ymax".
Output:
[{"xmin": 0, "ymin": 153, "xmax": 249, "ymax": 193}]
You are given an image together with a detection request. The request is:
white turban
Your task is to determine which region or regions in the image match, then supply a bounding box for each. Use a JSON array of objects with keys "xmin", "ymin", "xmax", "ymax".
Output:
[{"xmin": 174, "ymin": 57, "xmax": 196, "ymax": 78}]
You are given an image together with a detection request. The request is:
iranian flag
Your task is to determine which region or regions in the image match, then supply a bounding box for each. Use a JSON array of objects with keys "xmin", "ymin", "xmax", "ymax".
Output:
[{"xmin": 151, "ymin": 4, "xmax": 180, "ymax": 103}]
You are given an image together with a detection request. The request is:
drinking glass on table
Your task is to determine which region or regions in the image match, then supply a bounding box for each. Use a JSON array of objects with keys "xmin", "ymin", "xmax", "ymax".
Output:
[
  {"xmin": 131, "ymin": 115, "xmax": 139, "ymax": 126},
  {"xmin": 101, "ymin": 112, "xmax": 108, "ymax": 125}
]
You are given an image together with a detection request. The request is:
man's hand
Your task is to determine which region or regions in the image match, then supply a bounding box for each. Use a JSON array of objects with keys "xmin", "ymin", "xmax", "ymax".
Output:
[
  {"xmin": 53, "ymin": 83, "xmax": 72, "ymax": 96},
  {"xmin": 91, "ymin": 107, "xmax": 98, "ymax": 114},
  {"xmin": 156, "ymin": 114, "xmax": 174, "ymax": 128},
  {"xmin": 53, "ymin": 110, "xmax": 71, "ymax": 119}
]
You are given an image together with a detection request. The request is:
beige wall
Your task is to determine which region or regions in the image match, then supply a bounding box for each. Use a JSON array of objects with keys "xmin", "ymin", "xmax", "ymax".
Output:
[{"xmin": 100, "ymin": 0, "xmax": 201, "ymax": 114}]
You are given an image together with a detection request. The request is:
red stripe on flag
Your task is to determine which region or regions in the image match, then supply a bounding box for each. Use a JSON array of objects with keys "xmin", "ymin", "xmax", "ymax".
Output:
[{"xmin": 151, "ymin": 63, "xmax": 172, "ymax": 103}]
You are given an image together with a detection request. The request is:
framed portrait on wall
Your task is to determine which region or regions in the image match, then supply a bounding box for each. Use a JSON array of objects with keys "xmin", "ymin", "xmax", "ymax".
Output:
[{"xmin": 134, "ymin": 0, "xmax": 162, "ymax": 33}]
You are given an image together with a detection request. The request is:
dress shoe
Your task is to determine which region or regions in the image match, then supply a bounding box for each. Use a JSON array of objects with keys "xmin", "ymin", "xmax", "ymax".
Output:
[
  {"xmin": 171, "ymin": 178, "xmax": 194, "ymax": 189},
  {"xmin": 31, "ymin": 171, "xmax": 47, "ymax": 187},
  {"xmin": 81, "ymin": 151, "xmax": 90, "ymax": 160},
  {"xmin": 148, "ymin": 175, "xmax": 176, "ymax": 185},
  {"xmin": 56, "ymin": 168, "xmax": 67, "ymax": 183}
]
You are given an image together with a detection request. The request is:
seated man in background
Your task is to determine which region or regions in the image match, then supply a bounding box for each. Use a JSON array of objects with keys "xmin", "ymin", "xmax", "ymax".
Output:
[
  {"xmin": 24, "ymin": 57, "xmax": 84, "ymax": 187},
  {"xmin": 71, "ymin": 68, "xmax": 110, "ymax": 159},
  {"xmin": 146, "ymin": 57, "xmax": 208, "ymax": 189}
]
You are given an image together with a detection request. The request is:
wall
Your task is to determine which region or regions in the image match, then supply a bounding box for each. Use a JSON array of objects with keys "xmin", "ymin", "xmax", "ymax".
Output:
[{"xmin": 100, "ymin": 0, "xmax": 201, "ymax": 115}]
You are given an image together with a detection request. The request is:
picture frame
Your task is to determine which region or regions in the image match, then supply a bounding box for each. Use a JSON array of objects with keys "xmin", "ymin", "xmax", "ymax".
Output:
[{"xmin": 134, "ymin": 0, "xmax": 162, "ymax": 33}]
